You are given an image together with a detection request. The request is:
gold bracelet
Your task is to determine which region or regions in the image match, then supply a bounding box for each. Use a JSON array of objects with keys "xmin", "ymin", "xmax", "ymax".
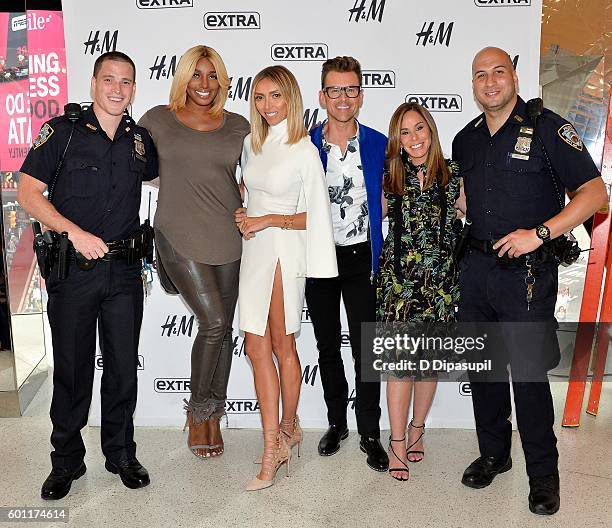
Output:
[{"xmin": 281, "ymin": 215, "xmax": 294, "ymax": 230}]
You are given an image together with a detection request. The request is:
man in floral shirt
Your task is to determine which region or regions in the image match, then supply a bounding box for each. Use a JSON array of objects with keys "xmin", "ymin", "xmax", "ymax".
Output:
[{"xmin": 307, "ymin": 56, "xmax": 388, "ymax": 472}]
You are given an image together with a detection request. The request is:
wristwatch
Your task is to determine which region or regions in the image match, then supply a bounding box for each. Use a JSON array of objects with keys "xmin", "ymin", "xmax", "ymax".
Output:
[{"xmin": 535, "ymin": 224, "xmax": 551, "ymax": 243}]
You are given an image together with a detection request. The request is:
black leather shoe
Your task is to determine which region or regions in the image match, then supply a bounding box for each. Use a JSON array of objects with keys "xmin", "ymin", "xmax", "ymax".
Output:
[
  {"xmin": 41, "ymin": 462, "xmax": 86, "ymax": 500},
  {"xmin": 318, "ymin": 425, "xmax": 349, "ymax": 456},
  {"xmin": 529, "ymin": 474, "xmax": 560, "ymax": 515},
  {"xmin": 105, "ymin": 458, "xmax": 150, "ymax": 489},
  {"xmin": 461, "ymin": 456, "xmax": 512, "ymax": 489},
  {"xmin": 359, "ymin": 436, "xmax": 389, "ymax": 472}
]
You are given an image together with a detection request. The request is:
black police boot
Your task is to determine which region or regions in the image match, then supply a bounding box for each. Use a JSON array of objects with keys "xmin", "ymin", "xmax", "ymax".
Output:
[
  {"xmin": 41, "ymin": 462, "xmax": 86, "ymax": 500},
  {"xmin": 528, "ymin": 473, "xmax": 560, "ymax": 515},
  {"xmin": 359, "ymin": 436, "xmax": 389, "ymax": 472},
  {"xmin": 318, "ymin": 425, "xmax": 349, "ymax": 456},
  {"xmin": 461, "ymin": 455, "xmax": 512, "ymax": 489},
  {"xmin": 105, "ymin": 458, "xmax": 150, "ymax": 489}
]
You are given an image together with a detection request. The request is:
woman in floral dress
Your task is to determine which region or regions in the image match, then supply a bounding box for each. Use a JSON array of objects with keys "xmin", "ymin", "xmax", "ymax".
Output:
[{"xmin": 377, "ymin": 102, "xmax": 465, "ymax": 480}]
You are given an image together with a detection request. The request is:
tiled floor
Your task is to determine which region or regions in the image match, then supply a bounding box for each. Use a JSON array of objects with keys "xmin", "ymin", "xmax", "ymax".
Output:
[{"xmin": 0, "ymin": 376, "xmax": 610, "ymax": 528}]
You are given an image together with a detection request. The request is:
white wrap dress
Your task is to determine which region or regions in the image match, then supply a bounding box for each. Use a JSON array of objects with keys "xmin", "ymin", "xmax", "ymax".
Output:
[{"xmin": 239, "ymin": 120, "xmax": 338, "ymax": 336}]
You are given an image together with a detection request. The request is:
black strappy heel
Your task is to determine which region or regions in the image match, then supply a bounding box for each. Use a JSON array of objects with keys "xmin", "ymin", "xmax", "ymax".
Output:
[
  {"xmin": 407, "ymin": 420, "xmax": 425, "ymax": 463},
  {"xmin": 388, "ymin": 436, "xmax": 409, "ymax": 481}
]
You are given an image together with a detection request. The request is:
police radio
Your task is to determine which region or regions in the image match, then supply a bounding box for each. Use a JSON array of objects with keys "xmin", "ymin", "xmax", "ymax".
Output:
[
  {"xmin": 526, "ymin": 98, "xmax": 581, "ymax": 267},
  {"xmin": 31, "ymin": 103, "xmax": 82, "ymax": 280}
]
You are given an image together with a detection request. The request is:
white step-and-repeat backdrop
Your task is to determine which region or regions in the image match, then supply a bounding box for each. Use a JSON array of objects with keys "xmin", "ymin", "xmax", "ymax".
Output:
[{"xmin": 60, "ymin": 0, "xmax": 542, "ymax": 429}]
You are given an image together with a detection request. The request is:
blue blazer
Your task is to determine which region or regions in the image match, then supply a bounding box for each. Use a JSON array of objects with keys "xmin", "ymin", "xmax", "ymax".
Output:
[{"xmin": 310, "ymin": 121, "xmax": 387, "ymax": 276}]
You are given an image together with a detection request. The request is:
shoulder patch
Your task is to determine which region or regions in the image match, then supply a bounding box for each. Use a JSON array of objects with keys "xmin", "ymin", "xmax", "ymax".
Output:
[
  {"xmin": 557, "ymin": 123, "xmax": 583, "ymax": 151},
  {"xmin": 32, "ymin": 123, "xmax": 54, "ymax": 150}
]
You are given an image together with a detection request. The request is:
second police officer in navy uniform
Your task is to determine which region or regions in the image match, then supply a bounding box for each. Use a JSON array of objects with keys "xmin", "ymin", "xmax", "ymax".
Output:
[
  {"xmin": 18, "ymin": 52, "xmax": 158, "ymax": 500},
  {"xmin": 452, "ymin": 47, "xmax": 607, "ymax": 516}
]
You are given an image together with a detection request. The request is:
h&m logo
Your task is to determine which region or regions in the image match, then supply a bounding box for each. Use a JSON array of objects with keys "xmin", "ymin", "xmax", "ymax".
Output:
[
  {"xmin": 302, "ymin": 364, "xmax": 319, "ymax": 386},
  {"xmin": 232, "ymin": 335, "xmax": 245, "ymax": 357},
  {"xmin": 459, "ymin": 382, "xmax": 472, "ymax": 396},
  {"xmin": 348, "ymin": 0, "xmax": 386, "ymax": 23},
  {"xmin": 84, "ymin": 30, "xmax": 119, "ymax": 55},
  {"xmin": 226, "ymin": 399, "xmax": 260, "ymax": 413},
  {"xmin": 228, "ymin": 76, "xmax": 253, "ymax": 101},
  {"xmin": 271, "ymin": 43, "xmax": 328, "ymax": 61},
  {"xmin": 362, "ymin": 70, "xmax": 395, "ymax": 88},
  {"xmin": 415, "ymin": 22, "xmax": 454, "ymax": 47},
  {"xmin": 96, "ymin": 355, "xmax": 144, "ymax": 370},
  {"xmin": 405, "ymin": 94, "xmax": 463, "ymax": 112},
  {"xmin": 161, "ymin": 314, "xmax": 194, "ymax": 337},
  {"xmin": 204, "ymin": 12, "xmax": 260, "ymax": 30},
  {"xmin": 154, "ymin": 378, "xmax": 190, "ymax": 393},
  {"xmin": 149, "ymin": 54, "xmax": 178, "ymax": 80},
  {"xmin": 136, "ymin": 0, "xmax": 193, "ymax": 8},
  {"xmin": 303, "ymin": 108, "xmax": 322, "ymax": 132},
  {"xmin": 474, "ymin": 0, "xmax": 531, "ymax": 6}
]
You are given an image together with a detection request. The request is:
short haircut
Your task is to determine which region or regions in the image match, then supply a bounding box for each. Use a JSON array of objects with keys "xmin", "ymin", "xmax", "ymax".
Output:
[
  {"xmin": 321, "ymin": 56, "xmax": 362, "ymax": 88},
  {"xmin": 250, "ymin": 65, "xmax": 307, "ymax": 154},
  {"xmin": 168, "ymin": 45, "xmax": 230, "ymax": 117},
  {"xmin": 93, "ymin": 51, "xmax": 136, "ymax": 81}
]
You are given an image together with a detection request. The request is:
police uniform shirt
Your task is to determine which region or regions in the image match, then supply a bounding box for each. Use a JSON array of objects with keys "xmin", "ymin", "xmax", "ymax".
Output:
[
  {"xmin": 20, "ymin": 105, "xmax": 158, "ymax": 242},
  {"xmin": 452, "ymin": 97, "xmax": 601, "ymax": 241}
]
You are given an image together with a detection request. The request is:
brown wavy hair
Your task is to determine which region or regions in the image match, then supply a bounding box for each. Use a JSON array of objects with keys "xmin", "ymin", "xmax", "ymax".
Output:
[{"xmin": 384, "ymin": 102, "xmax": 450, "ymax": 195}]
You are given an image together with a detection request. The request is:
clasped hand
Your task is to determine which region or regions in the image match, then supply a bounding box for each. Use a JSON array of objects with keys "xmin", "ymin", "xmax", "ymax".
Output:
[{"xmin": 234, "ymin": 208, "xmax": 269, "ymax": 240}]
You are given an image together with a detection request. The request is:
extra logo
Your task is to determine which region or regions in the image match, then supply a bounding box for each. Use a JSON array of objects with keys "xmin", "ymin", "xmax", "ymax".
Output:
[
  {"xmin": 226, "ymin": 400, "xmax": 260, "ymax": 413},
  {"xmin": 80, "ymin": 101, "xmax": 93, "ymax": 112},
  {"xmin": 161, "ymin": 314, "xmax": 194, "ymax": 338},
  {"xmin": 348, "ymin": 0, "xmax": 386, "ymax": 23},
  {"xmin": 149, "ymin": 54, "xmax": 178, "ymax": 80},
  {"xmin": 204, "ymin": 12, "xmax": 261, "ymax": 30},
  {"xmin": 154, "ymin": 378, "xmax": 190, "ymax": 393},
  {"xmin": 136, "ymin": 0, "xmax": 193, "ymax": 8},
  {"xmin": 415, "ymin": 22, "xmax": 454, "ymax": 47},
  {"xmin": 84, "ymin": 30, "xmax": 119, "ymax": 55},
  {"xmin": 459, "ymin": 382, "xmax": 472, "ymax": 396},
  {"xmin": 362, "ymin": 70, "xmax": 395, "ymax": 88},
  {"xmin": 228, "ymin": 76, "xmax": 253, "ymax": 101},
  {"xmin": 405, "ymin": 94, "xmax": 462, "ymax": 112},
  {"xmin": 301, "ymin": 305, "xmax": 313, "ymax": 323},
  {"xmin": 340, "ymin": 332, "xmax": 351, "ymax": 348},
  {"xmin": 96, "ymin": 355, "xmax": 144, "ymax": 370},
  {"xmin": 271, "ymin": 43, "xmax": 328, "ymax": 61},
  {"xmin": 474, "ymin": 0, "xmax": 531, "ymax": 6}
]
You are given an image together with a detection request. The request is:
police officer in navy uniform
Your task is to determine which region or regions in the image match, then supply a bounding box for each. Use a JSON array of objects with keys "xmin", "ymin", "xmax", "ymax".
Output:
[
  {"xmin": 452, "ymin": 47, "xmax": 607, "ymax": 516},
  {"xmin": 18, "ymin": 51, "xmax": 158, "ymax": 500}
]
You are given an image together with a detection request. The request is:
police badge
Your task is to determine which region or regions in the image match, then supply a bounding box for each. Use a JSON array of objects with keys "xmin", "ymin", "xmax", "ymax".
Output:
[
  {"xmin": 133, "ymin": 132, "xmax": 146, "ymax": 161},
  {"xmin": 514, "ymin": 136, "xmax": 532, "ymax": 154}
]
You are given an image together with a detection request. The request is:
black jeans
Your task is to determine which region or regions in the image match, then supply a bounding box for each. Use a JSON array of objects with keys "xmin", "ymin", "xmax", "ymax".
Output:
[
  {"xmin": 47, "ymin": 258, "xmax": 143, "ymax": 469},
  {"xmin": 458, "ymin": 248, "xmax": 560, "ymax": 477},
  {"xmin": 155, "ymin": 230, "xmax": 239, "ymax": 422},
  {"xmin": 305, "ymin": 241, "xmax": 381, "ymax": 438}
]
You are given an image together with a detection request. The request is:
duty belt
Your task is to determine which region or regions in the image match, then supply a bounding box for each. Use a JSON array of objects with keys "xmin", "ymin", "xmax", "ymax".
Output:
[{"xmin": 467, "ymin": 238, "xmax": 553, "ymax": 266}]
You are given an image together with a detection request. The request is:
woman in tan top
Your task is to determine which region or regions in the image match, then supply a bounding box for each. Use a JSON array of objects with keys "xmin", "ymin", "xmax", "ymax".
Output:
[{"xmin": 139, "ymin": 45, "xmax": 249, "ymax": 459}]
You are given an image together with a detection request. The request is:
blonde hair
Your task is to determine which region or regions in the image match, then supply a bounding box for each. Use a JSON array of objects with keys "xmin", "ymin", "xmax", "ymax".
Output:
[
  {"xmin": 249, "ymin": 65, "xmax": 307, "ymax": 154},
  {"xmin": 384, "ymin": 102, "xmax": 450, "ymax": 195},
  {"xmin": 168, "ymin": 45, "xmax": 229, "ymax": 117}
]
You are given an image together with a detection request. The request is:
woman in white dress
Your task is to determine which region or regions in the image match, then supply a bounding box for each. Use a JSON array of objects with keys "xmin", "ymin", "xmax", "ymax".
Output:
[{"xmin": 235, "ymin": 65, "xmax": 337, "ymax": 490}]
